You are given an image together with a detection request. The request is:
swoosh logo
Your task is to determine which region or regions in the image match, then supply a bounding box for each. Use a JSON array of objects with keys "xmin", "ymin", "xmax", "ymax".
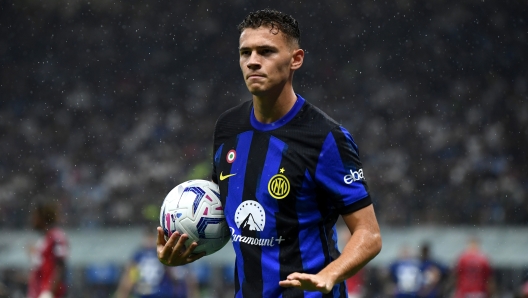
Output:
[{"xmin": 219, "ymin": 172, "xmax": 236, "ymax": 181}]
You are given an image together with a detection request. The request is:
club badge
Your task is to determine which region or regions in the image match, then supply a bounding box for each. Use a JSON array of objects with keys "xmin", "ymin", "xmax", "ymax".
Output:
[{"xmin": 268, "ymin": 168, "xmax": 290, "ymax": 199}]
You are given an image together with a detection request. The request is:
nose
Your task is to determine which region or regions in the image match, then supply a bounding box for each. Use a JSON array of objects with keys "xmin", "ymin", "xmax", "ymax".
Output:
[{"xmin": 246, "ymin": 51, "xmax": 261, "ymax": 70}]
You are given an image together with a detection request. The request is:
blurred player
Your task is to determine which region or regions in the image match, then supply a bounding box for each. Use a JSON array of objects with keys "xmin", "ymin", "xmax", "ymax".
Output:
[
  {"xmin": 345, "ymin": 268, "xmax": 365, "ymax": 298},
  {"xmin": 116, "ymin": 229, "xmax": 198, "ymax": 298},
  {"xmin": 389, "ymin": 246, "xmax": 422, "ymax": 298},
  {"xmin": 157, "ymin": 8, "xmax": 382, "ymax": 298},
  {"xmin": 27, "ymin": 201, "xmax": 69, "ymax": 298},
  {"xmin": 520, "ymin": 280, "xmax": 528, "ymax": 298},
  {"xmin": 417, "ymin": 242, "xmax": 448, "ymax": 298},
  {"xmin": 452, "ymin": 236, "xmax": 494, "ymax": 298}
]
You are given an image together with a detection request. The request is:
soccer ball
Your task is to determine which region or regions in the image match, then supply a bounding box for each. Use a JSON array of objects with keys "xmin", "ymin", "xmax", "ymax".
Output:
[{"xmin": 160, "ymin": 179, "xmax": 230, "ymax": 256}]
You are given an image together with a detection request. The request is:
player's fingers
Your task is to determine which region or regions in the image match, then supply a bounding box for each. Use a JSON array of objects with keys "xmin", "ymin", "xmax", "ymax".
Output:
[
  {"xmin": 186, "ymin": 251, "xmax": 206, "ymax": 263},
  {"xmin": 159, "ymin": 231, "xmax": 182, "ymax": 260},
  {"xmin": 279, "ymin": 279, "xmax": 302, "ymax": 287},
  {"xmin": 156, "ymin": 227, "xmax": 166, "ymax": 246},
  {"xmin": 164, "ymin": 231, "xmax": 182, "ymax": 250},
  {"xmin": 287, "ymin": 272, "xmax": 309, "ymax": 281},
  {"xmin": 177, "ymin": 239, "xmax": 206, "ymax": 264},
  {"xmin": 168, "ymin": 233, "xmax": 194, "ymax": 263}
]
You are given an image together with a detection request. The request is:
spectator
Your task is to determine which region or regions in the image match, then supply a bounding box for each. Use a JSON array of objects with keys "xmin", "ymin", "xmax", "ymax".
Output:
[{"xmin": 0, "ymin": 0, "xmax": 526, "ymax": 230}]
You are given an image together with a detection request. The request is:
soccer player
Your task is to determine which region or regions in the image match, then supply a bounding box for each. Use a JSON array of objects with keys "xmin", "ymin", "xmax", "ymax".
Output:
[
  {"xmin": 388, "ymin": 246, "xmax": 422, "ymax": 298},
  {"xmin": 157, "ymin": 9, "xmax": 382, "ymax": 297},
  {"xmin": 116, "ymin": 229, "xmax": 198, "ymax": 298},
  {"xmin": 27, "ymin": 201, "xmax": 69, "ymax": 298},
  {"xmin": 417, "ymin": 242, "xmax": 448, "ymax": 298},
  {"xmin": 452, "ymin": 236, "xmax": 494, "ymax": 298}
]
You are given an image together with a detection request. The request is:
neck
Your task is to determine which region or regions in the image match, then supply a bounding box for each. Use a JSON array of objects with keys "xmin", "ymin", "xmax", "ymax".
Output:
[{"xmin": 252, "ymin": 82, "xmax": 297, "ymax": 124}]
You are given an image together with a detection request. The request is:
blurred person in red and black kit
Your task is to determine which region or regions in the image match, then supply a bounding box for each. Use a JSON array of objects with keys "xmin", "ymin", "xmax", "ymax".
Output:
[
  {"xmin": 452, "ymin": 236, "xmax": 494, "ymax": 298},
  {"xmin": 27, "ymin": 201, "xmax": 69, "ymax": 298}
]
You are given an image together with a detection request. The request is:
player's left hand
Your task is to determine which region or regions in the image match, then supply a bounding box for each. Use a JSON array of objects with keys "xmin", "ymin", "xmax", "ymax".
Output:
[{"xmin": 279, "ymin": 272, "xmax": 334, "ymax": 293}]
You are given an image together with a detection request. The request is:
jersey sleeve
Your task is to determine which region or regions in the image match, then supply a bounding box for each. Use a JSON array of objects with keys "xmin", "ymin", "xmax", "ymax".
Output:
[
  {"xmin": 211, "ymin": 143, "xmax": 223, "ymax": 184},
  {"xmin": 314, "ymin": 125, "xmax": 371, "ymax": 214}
]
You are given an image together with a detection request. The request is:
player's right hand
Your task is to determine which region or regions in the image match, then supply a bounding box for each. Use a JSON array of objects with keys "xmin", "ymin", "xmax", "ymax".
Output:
[{"xmin": 156, "ymin": 226, "xmax": 205, "ymax": 266}]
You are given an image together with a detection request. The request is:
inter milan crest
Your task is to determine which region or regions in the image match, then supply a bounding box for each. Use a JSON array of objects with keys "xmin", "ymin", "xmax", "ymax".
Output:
[
  {"xmin": 226, "ymin": 149, "xmax": 236, "ymax": 163},
  {"xmin": 268, "ymin": 168, "xmax": 290, "ymax": 199}
]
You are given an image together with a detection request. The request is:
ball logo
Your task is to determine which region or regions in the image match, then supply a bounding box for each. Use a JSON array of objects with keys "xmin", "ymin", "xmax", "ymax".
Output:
[
  {"xmin": 268, "ymin": 174, "xmax": 290, "ymax": 199},
  {"xmin": 343, "ymin": 169, "xmax": 364, "ymax": 184}
]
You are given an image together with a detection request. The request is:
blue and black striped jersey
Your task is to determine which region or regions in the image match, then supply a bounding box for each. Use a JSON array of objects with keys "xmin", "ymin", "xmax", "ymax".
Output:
[{"xmin": 212, "ymin": 94, "xmax": 372, "ymax": 298}]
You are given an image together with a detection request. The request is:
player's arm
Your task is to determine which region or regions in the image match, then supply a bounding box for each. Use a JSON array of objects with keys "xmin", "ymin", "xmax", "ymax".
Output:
[
  {"xmin": 279, "ymin": 204, "xmax": 381, "ymax": 293},
  {"xmin": 115, "ymin": 263, "xmax": 136, "ymax": 298},
  {"xmin": 156, "ymin": 227, "xmax": 205, "ymax": 266}
]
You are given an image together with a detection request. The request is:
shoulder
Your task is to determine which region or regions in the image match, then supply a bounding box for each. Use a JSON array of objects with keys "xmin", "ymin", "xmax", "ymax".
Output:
[
  {"xmin": 277, "ymin": 99, "xmax": 343, "ymax": 144},
  {"xmin": 298, "ymin": 100, "xmax": 341, "ymax": 130},
  {"xmin": 298, "ymin": 101, "xmax": 359, "ymax": 149},
  {"xmin": 215, "ymin": 100, "xmax": 252, "ymax": 129}
]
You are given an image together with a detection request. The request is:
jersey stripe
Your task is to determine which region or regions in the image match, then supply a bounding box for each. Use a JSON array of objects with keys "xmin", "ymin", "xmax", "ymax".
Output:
[
  {"xmin": 240, "ymin": 131, "xmax": 270, "ymax": 298},
  {"xmin": 275, "ymin": 150, "xmax": 304, "ymax": 298},
  {"xmin": 226, "ymin": 131, "xmax": 253, "ymax": 298},
  {"xmin": 296, "ymin": 170, "xmax": 325, "ymax": 276},
  {"xmin": 212, "ymin": 143, "xmax": 224, "ymax": 184},
  {"xmin": 258, "ymin": 135, "xmax": 286, "ymax": 297}
]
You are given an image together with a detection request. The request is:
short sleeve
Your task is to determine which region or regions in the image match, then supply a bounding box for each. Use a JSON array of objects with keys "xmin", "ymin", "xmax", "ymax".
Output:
[{"xmin": 314, "ymin": 126, "xmax": 371, "ymax": 214}]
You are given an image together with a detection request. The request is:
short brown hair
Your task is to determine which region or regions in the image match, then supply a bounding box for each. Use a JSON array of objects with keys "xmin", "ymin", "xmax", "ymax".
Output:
[{"xmin": 237, "ymin": 9, "xmax": 301, "ymax": 46}]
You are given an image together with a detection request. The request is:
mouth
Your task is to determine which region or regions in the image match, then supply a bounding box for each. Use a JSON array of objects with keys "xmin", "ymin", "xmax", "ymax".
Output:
[{"xmin": 247, "ymin": 74, "xmax": 265, "ymax": 79}]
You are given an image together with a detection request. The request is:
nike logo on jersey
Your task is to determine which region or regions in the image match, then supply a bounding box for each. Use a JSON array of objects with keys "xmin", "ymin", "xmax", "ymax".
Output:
[{"xmin": 220, "ymin": 172, "xmax": 236, "ymax": 181}]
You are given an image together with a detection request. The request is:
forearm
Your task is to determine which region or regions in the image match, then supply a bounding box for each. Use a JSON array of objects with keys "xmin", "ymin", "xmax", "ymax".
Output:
[
  {"xmin": 317, "ymin": 226, "xmax": 381, "ymax": 285},
  {"xmin": 115, "ymin": 266, "xmax": 134, "ymax": 298},
  {"xmin": 278, "ymin": 205, "xmax": 381, "ymax": 293}
]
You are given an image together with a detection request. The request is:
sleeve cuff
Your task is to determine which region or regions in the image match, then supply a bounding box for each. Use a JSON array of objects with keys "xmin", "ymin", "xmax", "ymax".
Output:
[{"xmin": 339, "ymin": 195, "xmax": 372, "ymax": 215}]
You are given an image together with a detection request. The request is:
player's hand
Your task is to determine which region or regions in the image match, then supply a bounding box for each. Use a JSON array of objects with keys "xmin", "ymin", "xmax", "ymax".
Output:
[
  {"xmin": 37, "ymin": 290, "xmax": 54, "ymax": 298},
  {"xmin": 279, "ymin": 272, "xmax": 334, "ymax": 293},
  {"xmin": 156, "ymin": 227, "xmax": 205, "ymax": 266}
]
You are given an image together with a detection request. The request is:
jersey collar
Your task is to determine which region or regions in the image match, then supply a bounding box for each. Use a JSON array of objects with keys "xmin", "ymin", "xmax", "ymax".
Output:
[{"xmin": 250, "ymin": 94, "xmax": 306, "ymax": 132}]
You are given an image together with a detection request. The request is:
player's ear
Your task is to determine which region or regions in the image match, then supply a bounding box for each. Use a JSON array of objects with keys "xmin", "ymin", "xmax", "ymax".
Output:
[{"xmin": 291, "ymin": 48, "xmax": 304, "ymax": 70}]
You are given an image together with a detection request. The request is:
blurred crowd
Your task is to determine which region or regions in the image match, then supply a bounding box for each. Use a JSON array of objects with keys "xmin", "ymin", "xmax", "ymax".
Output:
[{"xmin": 1, "ymin": 0, "xmax": 527, "ymax": 229}]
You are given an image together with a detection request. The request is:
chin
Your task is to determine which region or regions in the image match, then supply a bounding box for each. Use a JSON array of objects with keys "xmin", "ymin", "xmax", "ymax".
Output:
[{"xmin": 246, "ymin": 85, "xmax": 267, "ymax": 95}]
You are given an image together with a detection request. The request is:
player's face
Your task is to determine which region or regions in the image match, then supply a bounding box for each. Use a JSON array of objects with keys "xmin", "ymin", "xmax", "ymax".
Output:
[{"xmin": 239, "ymin": 26, "xmax": 302, "ymax": 96}]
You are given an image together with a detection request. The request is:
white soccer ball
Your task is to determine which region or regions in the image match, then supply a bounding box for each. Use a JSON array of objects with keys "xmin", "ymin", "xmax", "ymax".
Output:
[{"xmin": 160, "ymin": 179, "xmax": 230, "ymax": 256}]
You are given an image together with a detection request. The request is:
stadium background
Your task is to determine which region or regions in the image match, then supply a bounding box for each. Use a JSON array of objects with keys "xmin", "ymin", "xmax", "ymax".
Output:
[{"xmin": 0, "ymin": 0, "xmax": 527, "ymax": 297}]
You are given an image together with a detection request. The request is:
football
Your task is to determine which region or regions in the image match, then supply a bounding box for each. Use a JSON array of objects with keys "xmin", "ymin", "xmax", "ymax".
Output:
[{"xmin": 160, "ymin": 179, "xmax": 230, "ymax": 256}]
